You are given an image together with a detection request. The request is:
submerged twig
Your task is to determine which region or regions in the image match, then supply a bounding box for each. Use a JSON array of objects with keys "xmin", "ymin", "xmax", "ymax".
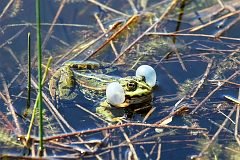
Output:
[
  {"xmin": 0, "ymin": 74, "xmax": 22, "ymax": 135},
  {"xmin": 83, "ymin": 14, "xmax": 139, "ymax": 61},
  {"xmin": 127, "ymin": 0, "xmax": 138, "ymax": 14},
  {"xmin": 0, "ymin": 26, "xmax": 27, "ymax": 48},
  {"xmin": 190, "ymin": 58, "xmax": 213, "ymax": 97},
  {"xmin": 215, "ymin": 14, "xmax": 240, "ymax": 38},
  {"xmin": 94, "ymin": 13, "xmax": 119, "ymax": 57},
  {"xmin": 147, "ymin": 32, "xmax": 240, "ymax": 42},
  {"xmin": 119, "ymin": 102, "xmax": 196, "ymax": 145},
  {"xmin": 191, "ymin": 71, "xmax": 239, "ymax": 114},
  {"xmin": 75, "ymin": 104, "xmax": 108, "ymax": 123},
  {"xmin": 142, "ymin": 107, "xmax": 156, "ymax": 122},
  {"xmin": 30, "ymin": 78, "xmax": 71, "ymax": 132},
  {"xmin": 208, "ymin": 119, "xmax": 233, "ymax": 134},
  {"xmin": 0, "ymin": 0, "xmax": 15, "ymax": 19},
  {"xmin": 156, "ymin": 143, "xmax": 161, "ymax": 160},
  {"xmin": 112, "ymin": 0, "xmax": 181, "ymax": 63},
  {"xmin": 42, "ymin": 123, "xmax": 206, "ymax": 142},
  {"xmin": 87, "ymin": 0, "xmax": 130, "ymax": 17},
  {"xmin": 190, "ymin": 10, "xmax": 240, "ymax": 32},
  {"xmin": 55, "ymin": 21, "xmax": 122, "ymax": 65},
  {"xmin": 0, "ymin": 73, "xmax": 22, "ymax": 134},
  {"xmin": 0, "ymin": 111, "xmax": 15, "ymax": 131},
  {"xmin": 41, "ymin": 0, "xmax": 67, "ymax": 50},
  {"xmin": 120, "ymin": 127, "xmax": 138, "ymax": 160},
  {"xmin": 158, "ymin": 64, "xmax": 179, "ymax": 85},
  {"xmin": 217, "ymin": 0, "xmax": 225, "ymax": 8},
  {"xmin": 235, "ymin": 88, "xmax": 240, "ymax": 146},
  {"xmin": 197, "ymin": 107, "xmax": 235, "ymax": 157},
  {"xmin": 235, "ymin": 104, "xmax": 240, "ymax": 146},
  {"xmin": 208, "ymin": 80, "xmax": 240, "ymax": 87},
  {"xmin": 27, "ymin": 32, "xmax": 31, "ymax": 111}
]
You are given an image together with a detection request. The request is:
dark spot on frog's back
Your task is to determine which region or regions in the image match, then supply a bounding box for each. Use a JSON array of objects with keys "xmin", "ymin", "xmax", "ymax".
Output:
[
  {"xmin": 62, "ymin": 85, "xmax": 74, "ymax": 90},
  {"xmin": 67, "ymin": 61, "xmax": 100, "ymax": 70}
]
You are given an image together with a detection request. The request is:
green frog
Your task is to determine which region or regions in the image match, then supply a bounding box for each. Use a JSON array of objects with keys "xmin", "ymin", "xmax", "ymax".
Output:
[{"xmin": 49, "ymin": 61, "xmax": 155, "ymax": 122}]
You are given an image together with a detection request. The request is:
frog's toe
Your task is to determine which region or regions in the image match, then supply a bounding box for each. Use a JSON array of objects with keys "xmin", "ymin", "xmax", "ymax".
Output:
[{"xmin": 108, "ymin": 117, "xmax": 126, "ymax": 124}]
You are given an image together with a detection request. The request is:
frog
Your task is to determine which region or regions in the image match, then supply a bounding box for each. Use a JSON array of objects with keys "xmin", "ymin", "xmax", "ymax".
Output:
[{"xmin": 49, "ymin": 61, "xmax": 155, "ymax": 123}]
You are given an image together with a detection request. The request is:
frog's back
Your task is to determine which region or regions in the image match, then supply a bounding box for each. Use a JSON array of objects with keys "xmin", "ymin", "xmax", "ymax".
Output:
[{"xmin": 49, "ymin": 60, "xmax": 118, "ymax": 102}]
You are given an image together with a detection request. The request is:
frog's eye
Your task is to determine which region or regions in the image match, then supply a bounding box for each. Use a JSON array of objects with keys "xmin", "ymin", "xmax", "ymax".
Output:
[
  {"xmin": 127, "ymin": 81, "xmax": 137, "ymax": 91},
  {"xmin": 136, "ymin": 65, "xmax": 156, "ymax": 87},
  {"xmin": 106, "ymin": 82, "xmax": 125, "ymax": 105}
]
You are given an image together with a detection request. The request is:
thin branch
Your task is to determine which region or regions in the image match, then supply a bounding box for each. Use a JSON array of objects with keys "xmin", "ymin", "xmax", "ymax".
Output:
[
  {"xmin": 75, "ymin": 104, "xmax": 108, "ymax": 123},
  {"xmin": 0, "ymin": 26, "xmax": 27, "ymax": 48},
  {"xmin": 158, "ymin": 64, "xmax": 179, "ymax": 85},
  {"xmin": 0, "ymin": 74, "xmax": 22, "ymax": 134},
  {"xmin": 94, "ymin": 13, "xmax": 119, "ymax": 57},
  {"xmin": 0, "ymin": 0, "xmax": 15, "ymax": 19},
  {"xmin": 3, "ymin": 22, "xmax": 93, "ymax": 29},
  {"xmin": 127, "ymin": 0, "xmax": 138, "ymax": 14},
  {"xmin": 112, "ymin": 0, "xmax": 181, "ymax": 63},
  {"xmin": 41, "ymin": 0, "xmax": 67, "ymax": 50},
  {"xmin": 83, "ymin": 15, "xmax": 139, "ymax": 61},
  {"xmin": 198, "ymin": 107, "xmax": 235, "ymax": 157},
  {"xmin": 190, "ymin": 10, "xmax": 240, "ymax": 32},
  {"xmin": 55, "ymin": 21, "xmax": 122, "ymax": 65},
  {"xmin": 156, "ymin": 143, "xmax": 161, "ymax": 160},
  {"xmin": 217, "ymin": 0, "xmax": 225, "ymax": 8},
  {"xmin": 120, "ymin": 127, "xmax": 138, "ymax": 160},
  {"xmin": 41, "ymin": 123, "xmax": 207, "ymax": 142},
  {"xmin": 235, "ymin": 104, "xmax": 240, "ymax": 146},
  {"xmin": 31, "ymin": 78, "xmax": 73, "ymax": 132},
  {"xmin": 146, "ymin": 32, "xmax": 240, "ymax": 42},
  {"xmin": 87, "ymin": 0, "xmax": 130, "ymax": 17},
  {"xmin": 235, "ymin": 88, "xmax": 240, "ymax": 146},
  {"xmin": 191, "ymin": 71, "xmax": 239, "ymax": 114},
  {"xmin": 191, "ymin": 58, "xmax": 213, "ymax": 97},
  {"xmin": 214, "ymin": 14, "xmax": 240, "ymax": 38}
]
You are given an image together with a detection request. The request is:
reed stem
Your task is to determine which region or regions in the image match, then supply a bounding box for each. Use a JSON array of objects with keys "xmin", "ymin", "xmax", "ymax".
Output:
[
  {"xmin": 36, "ymin": 0, "xmax": 43, "ymax": 155},
  {"xmin": 27, "ymin": 32, "xmax": 31, "ymax": 111}
]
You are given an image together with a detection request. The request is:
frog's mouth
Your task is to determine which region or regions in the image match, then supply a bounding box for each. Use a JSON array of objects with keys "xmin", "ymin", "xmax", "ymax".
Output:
[{"xmin": 114, "ymin": 94, "xmax": 152, "ymax": 108}]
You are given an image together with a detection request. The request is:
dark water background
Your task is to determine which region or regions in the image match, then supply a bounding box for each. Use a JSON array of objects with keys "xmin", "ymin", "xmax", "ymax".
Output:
[{"xmin": 0, "ymin": 0, "xmax": 239, "ymax": 159}]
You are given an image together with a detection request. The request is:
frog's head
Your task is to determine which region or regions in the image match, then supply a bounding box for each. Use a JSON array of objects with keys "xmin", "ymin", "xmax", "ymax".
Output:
[{"xmin": 106, "ymin": 65, "xmax": 156, "ymax": 108}]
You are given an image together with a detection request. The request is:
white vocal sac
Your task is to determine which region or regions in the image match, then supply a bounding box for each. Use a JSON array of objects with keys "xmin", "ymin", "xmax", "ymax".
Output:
[
  {"xmin": 106, "ymin": 82, "xmax": 125, "ymax": 105},
  {"xmin": 136, "ymin": 65, "xmax": 156, "ymax": 87}
]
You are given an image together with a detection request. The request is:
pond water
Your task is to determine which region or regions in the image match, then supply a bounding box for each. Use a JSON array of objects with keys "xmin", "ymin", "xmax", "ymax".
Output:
[{"xmin": 0, "ymin": 0, "xmax": 239, "ymax": 159}]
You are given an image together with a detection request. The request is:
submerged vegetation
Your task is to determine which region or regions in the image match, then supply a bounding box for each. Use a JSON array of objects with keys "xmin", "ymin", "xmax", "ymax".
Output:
[{"xmin": 0, "ymin": 0, "xmax": 239, "ymax": 159}]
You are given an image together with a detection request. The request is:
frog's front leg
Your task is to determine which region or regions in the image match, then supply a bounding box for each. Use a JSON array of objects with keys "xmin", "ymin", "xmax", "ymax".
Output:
[
  {"xmin": 49, "ymin": 65, "xmax": 77, "ymax": 101},
  {"xmin": 96, "ymin": 101, "xmax": 125, "ymax": 123}
]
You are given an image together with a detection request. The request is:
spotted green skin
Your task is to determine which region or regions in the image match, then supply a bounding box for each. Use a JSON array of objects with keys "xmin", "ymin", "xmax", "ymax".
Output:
[{"xmin": 49, "ymin": 61, "xmax": 153, "ymax": 123}]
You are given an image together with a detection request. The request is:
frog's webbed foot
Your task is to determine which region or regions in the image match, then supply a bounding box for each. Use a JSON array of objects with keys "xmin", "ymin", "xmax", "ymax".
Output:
[
  {"xmin": 107, "ymin": 116, "xmax": 126, "ymax": 124},
  {"xmin": 96, "ymin": 103, "xmax": 126, "ymax": 124}
]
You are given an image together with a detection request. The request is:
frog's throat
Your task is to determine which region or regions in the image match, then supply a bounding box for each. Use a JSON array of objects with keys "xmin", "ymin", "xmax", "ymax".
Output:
[{"xmin": 114, "ymin": 94, "xmax": 152, "ymax": 108}]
